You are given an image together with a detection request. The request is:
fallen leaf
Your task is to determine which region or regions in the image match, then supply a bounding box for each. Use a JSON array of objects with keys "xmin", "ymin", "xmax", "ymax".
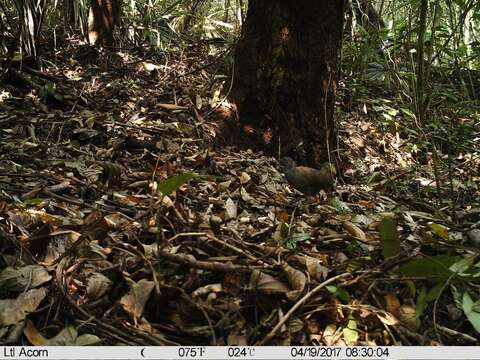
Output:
[
  {"xmin": 240, "ymin": 172, "xmax": 251, "ymax": 184},
  {"xmin": 248, "ymin": 270, "xmax": 289, "ymax": 295},
  {"xmin": 0, "ymin": 288, "xmax": 47, "ymax": 326},
  {"xmin": 343, "ymin": 221, "xmax": 368, "ymax": 241},
  {"xmin": 120, "ymin": 279, "xmax": 155, "ymax": 320},
  {"xmin": 0, "ymin": 265, "xmax": 51, "ymax": 291},
  {"xmin": 281, "ymin": 262, "xmax": 306, "ymax": 300},
  {"xmin": 24, "ymin": 319, "xmax": 47, "ymax": 345},
  {"xmin": 429, "ymin": 223, "xmax": 449, "ymax": 240},
  {"xmin": 86, "ymin": 272, "xmax": 113, "ymax": 300},
  {"xmin": 157, "ymin": 103, "xmax": 189, "ymax": 110},
  {"xmin": 225, "ymin": 198, "xmax": 237, "ymax": 220},
  {"xmin": 385, "ymin": 293, "xmax": 401, "ymax": 316},
  {"xmin": 398, "ymin": 304, "xmax": 419, "ymax": 330}
]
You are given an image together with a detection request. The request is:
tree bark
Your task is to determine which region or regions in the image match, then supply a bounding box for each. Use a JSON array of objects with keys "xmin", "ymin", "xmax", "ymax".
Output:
[
  {"xmin": 88, "ymin": 0, "xmax": 121, "ymax": 47},
  {"xmin": 230, "ymin": 0, "xmax": 345, "ymax": 165}
]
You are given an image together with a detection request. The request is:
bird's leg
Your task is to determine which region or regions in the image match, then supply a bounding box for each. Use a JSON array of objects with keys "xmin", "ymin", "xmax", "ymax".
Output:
[
  {"xmin": 311, "ymin": 192, "xmax": 328, "ymax": 212},
  {"xmin": 294, "ymin": 198, "xmax": 303, "ymax": 211},
  {"xmin": 293, "ymin": 197, "xmax": 309, "ymax": 214}
]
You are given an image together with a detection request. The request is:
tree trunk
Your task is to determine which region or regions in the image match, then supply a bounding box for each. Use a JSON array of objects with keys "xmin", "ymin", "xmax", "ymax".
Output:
[
  {"xmin": 88, "ymin": 0, "xmax": 121, "ymax": 47},
  {"xmin": 230, "ymin": 0, "xmax": 345, "ymax": 165}
]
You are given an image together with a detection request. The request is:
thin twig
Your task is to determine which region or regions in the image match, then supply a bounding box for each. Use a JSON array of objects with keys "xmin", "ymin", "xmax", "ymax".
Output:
[{"xmin": 256, "ymin": 272, "xmax": 351, "ymax": 345}]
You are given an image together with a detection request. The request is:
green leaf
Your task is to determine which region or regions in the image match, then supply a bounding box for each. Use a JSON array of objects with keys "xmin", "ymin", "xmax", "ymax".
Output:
[
  {"xmin": 406, "ymin": 280, "xmax": 416, "ymax": 298},
  {"xmin": 416, "ymin": 287, "xmax": 427, "ymax": 319},
  {"xmin": 426, "ymin": 282, "xmax": 444, "ymax": 302},
  {"xmin": 379, "ymin": 216, "xmax": 400, "ymax": 259},
  {"xmin": 285, "ymin": 232, "xmax": 310, "ymax": 250},
  {"xmin": 273, "ymin": 222, "xmax": 289, "ymax": 245},
  {"xmin": 157, "ymin": 172, "xmax": 196, "ymax": 195},
  {"xmin": 382, "ymin": 113, "xmax": 393, "ymax": 121},
  {"xmin": 462, "ymin": 292, "xmax": 480, "ymax": 334},
  {"xmin": 449, "ymin": 256, "xmax": 475, "ymax": 275},
  {"xmin": 386, "ymin": 108, "xmax": 399, "ymax": 116},
  {"xmin": 451, "ymin": 285, "xmax": 463, "ymax": 309},
  {"xmin": 330, "ymin": 197, "xmax": 351, "ymax": 214},
  {"xmin": 279, "ymin": 222, "xmax": 289, "ymax": 239},
  {"xmin": 428, "ymin": 223, "xmax": 449, "ymax": 240},
  {"xmin": 326, "ymin": 285, "xmax": 350, "ymax": 302},
  {"xmin": 397, "ymin": 256, "xmax": 458, "ymax": 279},
  {"xmin": 343, "ymin": 316, "xmax": 359, "ymax": 345},
  {"xmin": 400, "ymin": 107, "xmax": 416, "ymax": 120},
  {"xmin": 291, "ymin": 232, "xmax": 310, "ymax": 243},
  {"xmin": 23, "ymin": 198, "xmax": 45, "ymax": 205}
]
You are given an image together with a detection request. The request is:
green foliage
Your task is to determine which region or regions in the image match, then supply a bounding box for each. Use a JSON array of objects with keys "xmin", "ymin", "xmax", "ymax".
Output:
[
  {"xmin": 22, "ymin": 198, "xmax": 45, "ymax": 205},
  {"xmin": 39, "ymin": 83, "xmax": 63, "ymax": 103},
  {"xmin": 462, "ymin": 292, "xmax": 480, "ymax": 334},
  {"xmin": 342, "ymin": 316, "xmax": 359, "ymax": 345},
  {"xmin": 329, "ymin": 197, "xmax": 351, "ymax": 214},
  {"xmin": 284, "ymin": 232, "xmax": 310, "ymax": 250},
  {"xmin": 415, "ymin": 286, "xmax": 428, "ymax": 320},
  {"xmin": 116, "ymin": 0, "xmax": 243, "ymax": 51},
  {"xmin": 415, "ymin": 283, "xmax": 443, "ymax": 320},
  {"xmin": 379, "ymin": 216, "xmax": 400, "ymax": 259},
  {"xmin": 397, "ymin": 255, "xmax": 459, "ymax": 279},
  {"xmin": 326, "ymin": 285, "xmax": 350, "ymax": 302},
  {"xmin": 157, "ymin": 171, "xmax": 196, "ymax": 195},
  {"xmin": 1, "ymin": 0, "xmax": 245, "ymax": 59}
]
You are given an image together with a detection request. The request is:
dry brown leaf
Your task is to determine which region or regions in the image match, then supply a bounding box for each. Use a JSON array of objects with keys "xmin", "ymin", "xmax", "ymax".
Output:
[
  {"xmin": 157, "ymin": 103, "xmax": 189, "ymax": 110},
  {"xmin": 385, "ymin": 293, "xmax": 401, "ymax": 316},
  {"xmin": 304, "ymin": 256, "xmax": 329, "ymax": 282},
  {"xmin": 120, "ymin": 279, "xmax": 154, "ymax": 320},
  {"xmin": 86, "ymin": 272, "xmax": 113, "ymax": 300},
  {"xmin": 281, "ymin": 262, "xmax": 306, "ymax": 300},
  {"xmin": 375, "ymin": 310, "xmax": 398, "ymax": 326},
  {"xmin": 398, "ymin": 304, "xmax": 418, "ymax": 330},
  {"xmin": 227, "ymin": 332, "xmax": 247, "ymax": 346},
  {"xmin": 322, "ymin": 324, "xmax": 338, "ymax": 346},
  {"xmin": 0, "ymin": 288, "xmax": 47, "ymax": 326},
  {"xmin": 0, "ymin": 265, "xmax": 51, "ymax": 291},
  {"xmin": 240, "ymin": 187, "xmax": 254, "ymax": 203},
  {"xmin": 343, "ymin": 221, "xmax": 368, "ymax": 241},
  {"xmin": 248, "ymin": 270, "xmax": 289, "ymax": 295},
  {"xmin": 24, "ymin": 319, "xmax": 47, "ymax": 345}
]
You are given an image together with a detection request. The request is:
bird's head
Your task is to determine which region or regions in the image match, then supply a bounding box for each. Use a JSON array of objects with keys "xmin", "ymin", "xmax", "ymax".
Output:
[{"xmin": 279, "ymin": 157, "xmax": 296, "ymax": 171}]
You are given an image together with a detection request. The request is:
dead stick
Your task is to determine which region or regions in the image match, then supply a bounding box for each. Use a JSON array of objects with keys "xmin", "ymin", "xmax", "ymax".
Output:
[{"xmin": 157, "ymin": 250, "xmax": 252, "ymax": 273}]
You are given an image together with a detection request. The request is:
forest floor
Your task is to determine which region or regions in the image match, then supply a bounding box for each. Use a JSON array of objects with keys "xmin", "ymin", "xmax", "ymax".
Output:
[{"xmin": 0, "ymin": 41, "xmax": 479, "ymax": 346}]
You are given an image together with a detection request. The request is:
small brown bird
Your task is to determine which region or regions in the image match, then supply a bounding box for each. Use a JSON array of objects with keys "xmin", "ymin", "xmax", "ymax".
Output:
[{"xmin": 280, "ymin": 157, "xmax": 336, "ymax": 195}]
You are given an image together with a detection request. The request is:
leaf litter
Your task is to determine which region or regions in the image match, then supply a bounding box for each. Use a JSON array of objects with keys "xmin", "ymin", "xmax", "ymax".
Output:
[{"xmin": 0, "ymin": 41, "xmax": 479, "ymax": 346}]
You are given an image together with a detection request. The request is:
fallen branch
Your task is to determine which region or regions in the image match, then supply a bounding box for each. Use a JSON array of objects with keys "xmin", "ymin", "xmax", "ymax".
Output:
[{"xmin": 157, "ymin": 249, "xmax": 253, "ymax": 273}]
